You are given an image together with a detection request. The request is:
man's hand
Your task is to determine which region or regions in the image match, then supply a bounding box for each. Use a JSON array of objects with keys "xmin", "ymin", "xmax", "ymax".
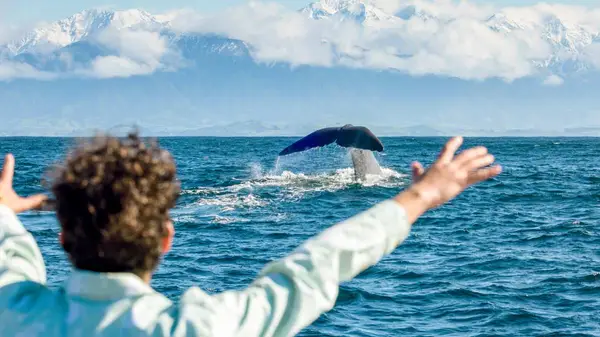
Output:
[
  {"xmin": 395, "ymin": 136, "xmax": 502, "ymax": 223},
  {"xmin": 0, "ymin": 154, "xmax": 47, "ymax": 213}
]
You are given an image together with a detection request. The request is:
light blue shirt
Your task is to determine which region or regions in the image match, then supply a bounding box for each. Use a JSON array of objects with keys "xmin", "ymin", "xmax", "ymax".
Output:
[{"xmin": 0, "ymin": 199, "xmax": 411, "ymax": 336}]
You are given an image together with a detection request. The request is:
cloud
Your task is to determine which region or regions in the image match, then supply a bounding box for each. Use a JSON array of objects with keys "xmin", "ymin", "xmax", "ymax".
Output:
[
  {"xmin": 80, "ymin": 28, "xmax": 175, "ymax": 78},
  {"xmin": 0, "ymin": 61, "xmax": 56, "ymax": 81},
  {"xmin": 0, "ymin": 12, "xmax": 180, "ymax": 81},
  {"xmin": 169, "ymin": 0, "xmax": 589, "ymax": 81},
  {"xmin": 353, "ymin": 16, "xmax": 549, "ymax": 81},
  {"xmin": 2, "ymin": 0, "xmax": 600, "ymax": 82},
  {"xmin": 86, "ymin": 56, "xmax": 158, "ymax": 79},
  {"xmin": 543, "ymin": 74, "xmax": 564, "ymax": 86},
  {"xmin": 169, "ymin": 2, "xmax": 342, "ymax": 67},
  {"xmin": 373, "ymin": 0, "xmax": 497, "ymax": 20},
  {"xmin": 493, "ymin": 3, "xmax": 600, "ymax": 31},
  {"xmin": 582, "ymin": 42, "xmax": 600, "ymax": 69}
]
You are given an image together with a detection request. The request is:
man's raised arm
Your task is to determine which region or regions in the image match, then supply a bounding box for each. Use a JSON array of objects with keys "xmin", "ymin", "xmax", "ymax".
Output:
[
  {"xmin": 172, "ymin": 136, "xmax": 502, "ymax": 337},
  {"xmin": 0, "ymin": 154, "xmax": 48, "ymax": 295}
]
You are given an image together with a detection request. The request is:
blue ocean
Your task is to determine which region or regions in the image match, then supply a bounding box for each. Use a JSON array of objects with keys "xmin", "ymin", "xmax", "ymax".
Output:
[{"xmin": 3, "ymin": 136, "xmax": 600, "ymax": 336}]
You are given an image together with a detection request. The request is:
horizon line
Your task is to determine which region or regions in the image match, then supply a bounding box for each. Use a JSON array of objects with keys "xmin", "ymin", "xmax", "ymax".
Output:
[{"xmin": 1, "ymin": 135, "xmax": 599, "ymax": 139}]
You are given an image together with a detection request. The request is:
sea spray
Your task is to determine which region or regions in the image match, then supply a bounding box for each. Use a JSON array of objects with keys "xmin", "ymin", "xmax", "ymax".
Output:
[
  {"xmin": 271, "ymin": 156, "xmax": 281, "ymax": 175},
  {"xmin": 249, "ymin": 162, "xmax": 263, "ymax": 179}
]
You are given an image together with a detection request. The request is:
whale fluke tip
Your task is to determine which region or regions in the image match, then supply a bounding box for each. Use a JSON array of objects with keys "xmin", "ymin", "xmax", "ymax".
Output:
[{"xmin": 278, "ymin": 125, "xmax": 383, "ymax": 156}]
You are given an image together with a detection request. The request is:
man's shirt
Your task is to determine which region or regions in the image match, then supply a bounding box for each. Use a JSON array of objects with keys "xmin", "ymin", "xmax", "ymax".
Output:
[{"xmin": 0, "ymin": 200, "xmax": 411, "ymax": 336}]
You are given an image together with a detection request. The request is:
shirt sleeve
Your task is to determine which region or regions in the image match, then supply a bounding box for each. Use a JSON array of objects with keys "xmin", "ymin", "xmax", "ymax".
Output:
[
  {"xmin": 0, "ymin": 204, "xmax": 47, "ymax": 290},
  {"xmin": 175, "ymin": 199, "xmax": 412, "ymax": 337}
]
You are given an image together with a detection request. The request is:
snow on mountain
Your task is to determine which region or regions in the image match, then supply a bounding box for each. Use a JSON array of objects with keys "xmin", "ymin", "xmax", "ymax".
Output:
[
  {"xmin": 5, "ymin": 9, "xmax": 164, "ymax": 56},
  {"xmin": 1, "ymin": 0, "xmax": 600, "ymax": 79},
  {"xmin": 300, "ymin": 0, "xmax": 600, "ymax": 74},
  {"xmin": 486, "ymin": 10, "xmax": 600, "ymax": 72},
  {"xmin": 300, "ymin": 0, "xmax": 397, "ymax": 25}
]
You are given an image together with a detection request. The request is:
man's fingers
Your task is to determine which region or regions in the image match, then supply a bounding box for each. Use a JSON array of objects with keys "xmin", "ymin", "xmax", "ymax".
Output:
[
  {"xmin": 467, "ymin": 165, "xmax": 502, "ymax": 185},
  {"xmin": 464, "ymin": 154, "xmax": 496, "ymax": 172},
  {"xmin": 454, "ymin": 146, "xmax": 488, "ymax": 167},
  {"xmin": 411, "ymin": 161, "xmax": 425, "ymax": 181},
  {"xmin": 1, "ymin": 154, "xmax": 14, "ymax": 184},
  {"xmin": 15, "ymin": 194, "xmax": 48, "ymax": 213},
  {"xmin": 437, "ymin": 136, "xmax": 463, "ymax": 163}
]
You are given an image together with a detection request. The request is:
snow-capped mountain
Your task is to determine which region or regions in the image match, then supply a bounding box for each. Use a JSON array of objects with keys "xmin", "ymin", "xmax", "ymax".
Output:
[
  {"xmin": 1, "ymin": 0, "xmax": 600, "ymax": 78},
  {"xmin": 485, "ymin": 11, "xmax": 599, "ymax": 73},
  {"xmin": 5, "ymin": 9, "xmax": 164, "ymax": 56},
  {"xmin": 300, "ymin": 0, "xmax": 396, "ymax": 24},
  {"xmin": 300, "ymin": 0, "xmax": 600, "ymax": 74}
]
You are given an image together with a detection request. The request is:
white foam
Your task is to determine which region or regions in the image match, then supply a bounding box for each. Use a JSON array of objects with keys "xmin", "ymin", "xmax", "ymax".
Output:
[
  {"xmin": 195, "ymin": 194, "xmax": 267, "ymax": 212},
  {"xmin": 182, "ymin": 163, "xmax": 407, "ymax": 224}
]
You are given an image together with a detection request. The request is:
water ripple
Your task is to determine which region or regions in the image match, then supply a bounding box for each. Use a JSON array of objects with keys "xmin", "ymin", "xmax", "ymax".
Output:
[{"xmin": 2, "ymin": 137, "xmax": 600, "ymax": 336}]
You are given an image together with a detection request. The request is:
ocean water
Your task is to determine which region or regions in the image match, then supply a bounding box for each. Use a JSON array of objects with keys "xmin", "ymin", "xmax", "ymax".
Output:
[{"xmin": 2, "ymin": 136, "xmax": 600, "ymax": 336}]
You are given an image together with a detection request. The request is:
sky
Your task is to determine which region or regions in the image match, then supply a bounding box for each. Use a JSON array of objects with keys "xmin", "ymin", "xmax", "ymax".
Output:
[
  {"xmin": 3, "ymin": 0, "xmax": 600, "ymax": 26},
  {"xmin": 1, "ymin": 0, "xmax": 600, "ymax": 135}
]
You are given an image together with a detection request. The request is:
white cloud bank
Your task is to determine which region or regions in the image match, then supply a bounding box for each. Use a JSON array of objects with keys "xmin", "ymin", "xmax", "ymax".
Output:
[
  {"xmin": 543, "ymin": 74, "xmax": 564, "ymax": 86},
  {"xmin": 1, "ymin": 0, "xmax": 600, "ymax": 82},
  {"xmin": 162, "ymin": 0, "xmax": 600, "ymax": 82},
  {"xmin": 84, "ymin": 28, "xmax": 172, "ymax": 78},
  {"xmin": 0, "ymin": 27, "xmax": 175, "ymax": 80},
  {"xmin": 0, "ymin": 61, "xmax": 56, "ymax": 81}
]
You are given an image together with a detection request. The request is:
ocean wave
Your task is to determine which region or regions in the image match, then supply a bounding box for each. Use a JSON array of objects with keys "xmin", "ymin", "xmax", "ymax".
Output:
[
  {"xmin": 16, "ymin": 136, "xmax": 600, "ymax": 336},
  {"xmin": 180, "ymin": 164, "xmax": 407, "ymax": 220}
]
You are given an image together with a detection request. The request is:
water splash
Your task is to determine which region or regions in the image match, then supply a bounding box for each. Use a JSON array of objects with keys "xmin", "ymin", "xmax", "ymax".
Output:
[
  {"xmin": 183, "ymin": 164, "xmax": 407, "ymax": 218},
  {"xmin": 249, "ymin": 162, "xmax": 263, "ymax": 179},
  {"xmin": 271, "ymin": 156, "xmax": 281, "ymax": 175}
]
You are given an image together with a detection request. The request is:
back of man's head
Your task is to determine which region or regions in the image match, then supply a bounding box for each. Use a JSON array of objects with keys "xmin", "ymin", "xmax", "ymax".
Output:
[{"xmin": 48, "ymin": 132, "xmax": 180, "ymax": 277}]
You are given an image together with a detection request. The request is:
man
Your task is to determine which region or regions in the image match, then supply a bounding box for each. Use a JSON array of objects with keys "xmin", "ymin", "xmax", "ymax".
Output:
[{"xmin": 0, "ymin": 132, "xmax": 501, "ymax": 336}]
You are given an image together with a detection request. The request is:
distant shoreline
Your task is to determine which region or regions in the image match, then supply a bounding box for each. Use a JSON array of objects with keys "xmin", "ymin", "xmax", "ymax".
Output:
[{"xmin": 1, "ymin": 135, "xmax": 599, "ymax": 139}]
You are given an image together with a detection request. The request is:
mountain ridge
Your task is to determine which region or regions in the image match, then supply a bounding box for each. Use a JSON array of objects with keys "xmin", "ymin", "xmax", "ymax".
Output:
[
  {"xmin": 2, "ymin": 0, "xmax": 599, "ymax": 79},
  {"xmin": 1, "ymin": 1, "xmax": 599, "ymax": 136},
  {"xmin": 0, "ymin": 119, "xmax": 598, "ymax": 137}
]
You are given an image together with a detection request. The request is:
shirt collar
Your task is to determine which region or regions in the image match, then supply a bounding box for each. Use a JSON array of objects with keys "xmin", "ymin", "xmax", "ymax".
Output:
[{"xmin": 63, "ymin": 269, "xmax": 158, "ymax": 300}]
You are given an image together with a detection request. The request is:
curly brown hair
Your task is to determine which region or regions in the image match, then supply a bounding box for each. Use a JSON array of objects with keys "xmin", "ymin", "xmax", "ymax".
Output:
[{"xmin": 47, "ymin": 131, "xmax": 180, "ymax": 277}]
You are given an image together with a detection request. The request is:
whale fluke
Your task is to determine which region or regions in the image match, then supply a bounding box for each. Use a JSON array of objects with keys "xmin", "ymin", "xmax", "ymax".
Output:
[
  {"xmin": 278, "ymin": 124, "xmax": 385, "ymax": 181},
  {"xmin": 336, "ymin": 125, "xmax": 384, "ymax": 152},
  {"xmin": 278, "ymin": 124, "xmax": 383, "ymax": 156}
]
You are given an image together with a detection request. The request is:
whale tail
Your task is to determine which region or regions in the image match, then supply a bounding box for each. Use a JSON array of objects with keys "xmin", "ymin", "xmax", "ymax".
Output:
[
  {"xmin": 278, "ymin": 124, "xmax": 384, "ymax": 156},
  {"xmin": 350, "ymin": 148, "xmax": 382, "ymax": 181},
  {"xmin": 278, "ymin": 125, "xmax": 384, "ymax": 180}
]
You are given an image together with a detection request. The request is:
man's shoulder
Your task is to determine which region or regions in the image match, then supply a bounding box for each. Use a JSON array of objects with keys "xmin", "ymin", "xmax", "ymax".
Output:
[
  {"xmin": 0, "ymin": 280, "xmax": 66, "ymax": 331},
  {"xmin": 0, "ymin": 279, "xmax": 56, "ymax": 304}
]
